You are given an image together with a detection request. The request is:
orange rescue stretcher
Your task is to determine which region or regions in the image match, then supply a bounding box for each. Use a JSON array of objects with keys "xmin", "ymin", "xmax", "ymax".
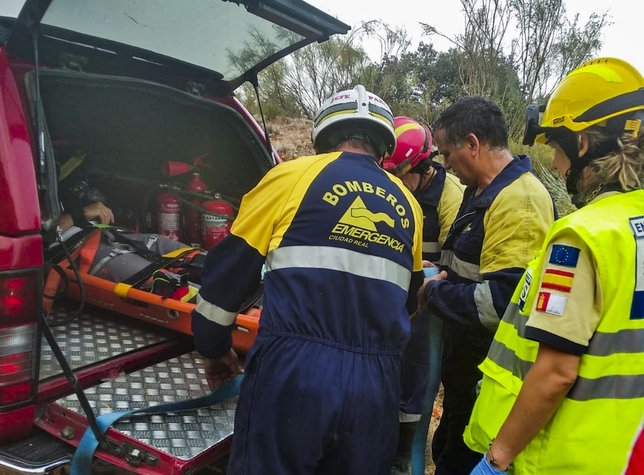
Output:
[{"xmin": 42, "ymin": 228, "xmax": 261, "ymax": 354}]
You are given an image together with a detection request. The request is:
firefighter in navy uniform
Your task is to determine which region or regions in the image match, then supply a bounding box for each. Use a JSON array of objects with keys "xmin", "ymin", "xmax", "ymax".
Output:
[
  {"xmin": 417, "ymin": 96, "xmax": 555, "ymax": 475},
  {"xmin": 464, "ymin": 57, "xmax": 644, "ymax": 475},
  {"xmin": 191, "ymin": 85, "xmax": 425, "ymax": 475},
  {"xmin": 384, "ymin": 117, "xmax": 464, "ymax": 473}
]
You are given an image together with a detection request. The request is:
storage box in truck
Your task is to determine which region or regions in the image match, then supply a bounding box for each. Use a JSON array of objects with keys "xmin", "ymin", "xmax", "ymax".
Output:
[{"xmin": 0, "ymin": 2, "xmax": 349, "ymax": 474}]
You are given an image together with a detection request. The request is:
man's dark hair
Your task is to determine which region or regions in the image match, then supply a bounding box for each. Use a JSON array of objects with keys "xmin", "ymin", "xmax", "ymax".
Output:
[{"xmin": 433, "ymin": 96, "xmax": 509, "ymax": 149}]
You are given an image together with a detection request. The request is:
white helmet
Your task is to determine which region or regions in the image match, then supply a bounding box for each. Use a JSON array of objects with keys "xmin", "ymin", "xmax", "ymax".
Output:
[{"xmin": 311, "ymin": 85, "xmax": 396, "ymax": 158}]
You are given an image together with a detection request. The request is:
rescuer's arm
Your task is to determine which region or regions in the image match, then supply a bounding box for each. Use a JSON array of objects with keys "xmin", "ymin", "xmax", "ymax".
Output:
[
  {"xmin": 422, "ymin": 181, "xmax": 553, "ymax": 331},
  {"xmin": 191, "ymin": 161, "xmax": 298, "ymax": 366},
  {"xmin": 202, "ymin": 349, "xmax": 244, "ymax": 392},
  {"xmin": 484, "ymin": 344, "xmax": 580, "ymax": 471},
  {"xmin": 482, "ymin": 233, "xmax": 599, "ymax": 470}
]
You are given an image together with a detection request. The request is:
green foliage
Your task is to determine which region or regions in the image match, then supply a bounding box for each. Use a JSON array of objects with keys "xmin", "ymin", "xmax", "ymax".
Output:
[
  {"xmin": 231, "ymin": 0, "xmax": 608, "ymax": 161},
  {"xmin": 510, "ymin": 141, "xmax": 577, "ymax": 216}
]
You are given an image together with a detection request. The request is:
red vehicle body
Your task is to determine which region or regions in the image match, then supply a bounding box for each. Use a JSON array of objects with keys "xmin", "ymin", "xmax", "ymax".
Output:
[{"xmin": 0, "ymin": 1, "xmax": 348, "ymax": 474}]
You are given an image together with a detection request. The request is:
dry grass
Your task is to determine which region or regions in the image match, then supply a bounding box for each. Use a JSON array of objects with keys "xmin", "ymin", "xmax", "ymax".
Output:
[{"xmin": 267, "ymin": 116, "xmax": 315, "ymax": 161}]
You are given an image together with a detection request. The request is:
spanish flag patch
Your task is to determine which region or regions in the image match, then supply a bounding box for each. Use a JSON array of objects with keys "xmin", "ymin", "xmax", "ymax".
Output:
[{"xmin": 541, "ymin": 268, "xmax": 574, "ymax": 293}]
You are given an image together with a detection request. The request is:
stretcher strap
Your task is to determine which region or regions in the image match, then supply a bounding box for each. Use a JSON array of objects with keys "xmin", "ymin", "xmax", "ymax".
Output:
[
  {"xmin": 78, "ymin": 230, "xmax": 103, "ymax": 274},
  {"xmin": 70, "ymin": 375, "xmax": 244, "ymax": 475},
  {"xmin": 119, "ymin": 248, "xmax": 199, "ymax": 289}
]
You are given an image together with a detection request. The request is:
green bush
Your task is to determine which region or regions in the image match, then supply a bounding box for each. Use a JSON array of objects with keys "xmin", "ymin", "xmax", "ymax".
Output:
[{"xmin": 510, "ymin": 140, "xmax": 577, "ymax": 217}]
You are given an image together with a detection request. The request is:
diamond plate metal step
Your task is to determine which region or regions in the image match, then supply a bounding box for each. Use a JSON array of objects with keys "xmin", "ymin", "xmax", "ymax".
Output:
[
  {"xmin": 40, "ymin": 306, "xmax": 178, "ymax": 380},
  {"xmin": 53, "ymin": 352, "xmax": 236, "ymax": 460}
]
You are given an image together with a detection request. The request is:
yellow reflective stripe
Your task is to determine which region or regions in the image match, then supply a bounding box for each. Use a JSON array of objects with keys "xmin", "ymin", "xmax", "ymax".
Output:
[
  {"xmin": 114, "ymin": 283, "xmax": 132, "ymax": 298},
  {"xmin": 162, "ymin": 247, "xmax": 197, "ymax": 258},
  {"xmin": 267, "ymin": 245, "xmax": 411, "ymax": 291},
  {"xmin": 195, "ymin": 295, "xmax": 237, "ymax": 326}
]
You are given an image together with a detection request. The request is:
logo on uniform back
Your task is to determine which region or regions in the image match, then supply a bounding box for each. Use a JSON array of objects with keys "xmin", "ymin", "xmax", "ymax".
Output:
[
  {"xmin": 339, "ymin": 197, "xmax": 395, "ymax": 230},
  {"xmin": 322, "ymin": 180, "xmax": 410, "ymax": 252}
]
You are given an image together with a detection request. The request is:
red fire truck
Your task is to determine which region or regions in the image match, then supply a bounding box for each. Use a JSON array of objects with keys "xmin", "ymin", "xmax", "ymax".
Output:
[{"xmin": 0, "ymin": 1, "xmax": 348, "ymax": 474}]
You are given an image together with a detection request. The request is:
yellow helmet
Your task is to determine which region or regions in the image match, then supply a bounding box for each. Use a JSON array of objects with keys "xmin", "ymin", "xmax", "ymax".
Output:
[{"xmin": 523, "ymin": 57, "xmax": 644, "ymax": 145}]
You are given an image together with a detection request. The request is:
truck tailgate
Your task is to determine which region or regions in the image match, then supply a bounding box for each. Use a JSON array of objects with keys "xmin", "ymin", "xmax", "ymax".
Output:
[{"xmin": 2, "ymin": 306, "xmax": 237, "ymax": 475}]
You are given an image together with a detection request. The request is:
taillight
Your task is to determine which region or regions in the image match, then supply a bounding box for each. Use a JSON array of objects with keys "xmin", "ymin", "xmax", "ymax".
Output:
[{"xmin": 0, "ymin": 272, "xmax": 41, "ymax": 408}]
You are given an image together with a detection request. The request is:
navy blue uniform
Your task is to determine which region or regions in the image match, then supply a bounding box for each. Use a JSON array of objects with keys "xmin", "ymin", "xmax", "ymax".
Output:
[
  {"xmin": 192, "ymin": 151, "xmax": 424, "ymax": 475},
  {"xmin": 422, "ymin": 156, "xmax": 554, "ymax": 475}
]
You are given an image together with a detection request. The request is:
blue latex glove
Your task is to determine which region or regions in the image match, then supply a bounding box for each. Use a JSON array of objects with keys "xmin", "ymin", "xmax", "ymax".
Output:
[{"xmin": 470, "ymin": 453, "xmax": 509, "ymax": 475}]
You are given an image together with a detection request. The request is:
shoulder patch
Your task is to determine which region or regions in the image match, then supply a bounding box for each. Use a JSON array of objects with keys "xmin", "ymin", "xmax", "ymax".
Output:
[
  {"xmin": 548, "ymin": 244, "xmax": 580, "ymax": 268},
  {"xmin": 540, "ymin": 268, "xmax": 574, "ymax": 293},
  {"xmin": 535, "ymin": 291, "xmax": 567, "ymax": 316}
]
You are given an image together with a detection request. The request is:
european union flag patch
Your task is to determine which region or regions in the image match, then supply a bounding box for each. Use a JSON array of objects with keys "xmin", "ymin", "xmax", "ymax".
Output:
[{"xmin": 549, "ymin": 244, "xmax": 580, "ymax": 268}]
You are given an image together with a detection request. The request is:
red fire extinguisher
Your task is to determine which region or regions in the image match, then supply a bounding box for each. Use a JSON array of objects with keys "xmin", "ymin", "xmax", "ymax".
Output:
[
  {"xmin": 184, "ymin": 171, "xmax": 208, "ymax": 247},
  {"xmin": 157, "ymin": 193, "xmax": 182, "ymax": 241},
  {"xmin": 201, "ymin": 194, "xmax": 235, "ymax": 250}
]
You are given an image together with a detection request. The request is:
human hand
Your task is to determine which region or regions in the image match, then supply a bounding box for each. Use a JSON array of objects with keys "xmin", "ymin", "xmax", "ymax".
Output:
[
  {"xmin": 203, "ymin": 349, "xmax": 244, "ymax": 392},
  {"xmin": 470, "ymin": 453, "xmax": 508, "ymax": 475},
  {"xmin": 417, "ymin": 270, "xmax": 447, "ymax": 306},
  {"xmin": 82, "ymin": 202, "xmax": 114, "ymax": 225},
  {"xmin": 59, "ymin": 213, "xmax": 74, "ymax": 233}
]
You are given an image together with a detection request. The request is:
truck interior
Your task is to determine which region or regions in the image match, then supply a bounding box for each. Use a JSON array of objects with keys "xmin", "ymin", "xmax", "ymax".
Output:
[{"xmin": 0, "ymin": 1, "xmax": 349, "ymax": 474}]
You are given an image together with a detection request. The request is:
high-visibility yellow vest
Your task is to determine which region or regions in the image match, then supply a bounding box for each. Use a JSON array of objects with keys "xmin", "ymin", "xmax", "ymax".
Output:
[{"xmin": 464, "ymin": 190, "xmax": 644, "ymax": 474}]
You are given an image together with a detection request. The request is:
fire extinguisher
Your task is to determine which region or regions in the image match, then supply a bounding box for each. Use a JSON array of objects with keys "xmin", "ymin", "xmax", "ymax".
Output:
[
  {"xmin": 184, "ymin": 170, "xmax": 208, "ymax": 247},
  {"xmin": 201, "ymin": 194, "xmax": 235, "ymax": 250},
  {"xmin": 157, "ymin": 192, "xmax": 182, "ymax": 241}
]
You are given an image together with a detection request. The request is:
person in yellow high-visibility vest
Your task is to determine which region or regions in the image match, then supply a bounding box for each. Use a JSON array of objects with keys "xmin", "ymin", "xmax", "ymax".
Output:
[{"xmin": 465, "ymin": 57, "xmax": 644, "ymax": 475}]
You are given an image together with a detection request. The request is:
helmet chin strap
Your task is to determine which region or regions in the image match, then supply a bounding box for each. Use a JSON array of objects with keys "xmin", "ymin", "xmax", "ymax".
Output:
[
  {"xmin": 412, "ymin": 166, "xmax": 436, "ymax": 197},
  {"xmin": 565, "ymin": 135, "xmax": 621, "ymax": 204}
]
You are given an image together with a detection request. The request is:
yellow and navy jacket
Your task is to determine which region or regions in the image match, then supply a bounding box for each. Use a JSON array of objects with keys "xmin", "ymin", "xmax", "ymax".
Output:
[
  {"xmin": 192, "ymin": 151, "xmax": 425, "ymax": 358},
  {"xmin": 416, "ymin": 162, "xmax": 464, "ymax": 262},
  {"xmin": 465, "ymin": 190, "xmax": 644, "ymax": 474},
  {"xmin": 423, "ymin": 156, "xmax": 554, "ymax": 334}
]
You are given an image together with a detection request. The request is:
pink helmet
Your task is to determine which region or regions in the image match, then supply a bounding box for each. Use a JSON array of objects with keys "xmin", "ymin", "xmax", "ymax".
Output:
[{"xmin": 383, "ymin": 116, "xmax": 433, "ymax": 176}]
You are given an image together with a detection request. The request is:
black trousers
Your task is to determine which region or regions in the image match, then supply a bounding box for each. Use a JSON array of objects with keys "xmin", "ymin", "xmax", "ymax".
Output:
[{"xmin": 432, "ymin": 321, "xmax": 493, "ymax": 475}]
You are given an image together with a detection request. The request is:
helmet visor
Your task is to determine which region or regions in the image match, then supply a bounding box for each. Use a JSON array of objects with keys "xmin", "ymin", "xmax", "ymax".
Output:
[{"xmin": 523, "ymin": 103, "xmax": 546, "ymax": 146}]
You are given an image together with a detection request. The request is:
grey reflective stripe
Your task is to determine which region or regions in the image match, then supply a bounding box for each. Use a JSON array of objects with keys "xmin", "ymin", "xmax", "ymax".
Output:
[
  {"xmin": 489, "ymin": 338, "xmax": 644, "ymax": 401},
  {"xmin": 474, "ymin": 281, "xmax": 499, "ymax": 332},
  {"xmin": 502, "ymin": 302, "xmax": 527, "ymax": 335},
  {"xmin": 568, "ymin": 374, "xmax": 644, "ymax": 401},
  {"xmin": 267, "ymin": 245, "xmax": 411, "ymax": 291},
  {"xmin": 487, "ymin": 338, "xmax": 533, "ymax": 381},
  {"xmin": 441, "ymin": 250, "xmax": 481, "ymax": 281},
  {"xmin": 422, "ymin": 241, "xmax": 441, "ymax": 254},
  {"xmin": 195, "ymin": 295, "xmax": 237, "ymax": 326},
  {"xmin": 587, "ymin": 328, "xmax": 644, "ymax": 356}
]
